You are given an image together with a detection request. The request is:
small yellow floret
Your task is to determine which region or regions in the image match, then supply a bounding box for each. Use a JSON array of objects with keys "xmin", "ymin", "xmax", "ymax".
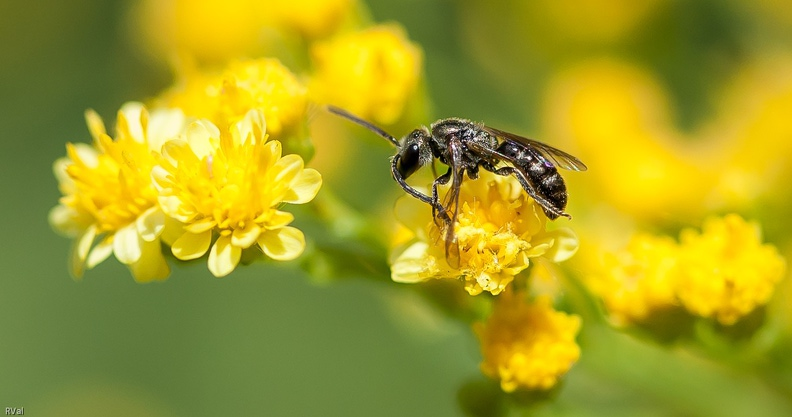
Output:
[
  {"xmin": 390, "ymin": 171, "xmax": 578, "ymax": 296},
  {"xmin": 310, "ymin": 25, "xmax": 422, "ymax": 125},
  {"xmin": 475, "ymin": 292, "xmax": 581, "ymax": 392},
  {"xmin": 586, "ymin": 233, "xmax": 679, "ymax": 325},
  {"xmin": 675, "ymin": 214, "xmax": 785, "ymax": 325},
  {"xmin": 159, "ymin": 58, "xmax": 308, "ymax": 138},
  {"xmin": 152, "ymin": 109, "xmax": 322, "ymax": 277}
]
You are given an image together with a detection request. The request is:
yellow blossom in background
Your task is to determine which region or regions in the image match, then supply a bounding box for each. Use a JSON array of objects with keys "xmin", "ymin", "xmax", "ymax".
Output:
[
  {"xmin": 675, "ymin": 214, "xmax": 785, "ymax": 325},
  {"xmin": 310, "ymin": 25, "xmax": 422, "ymax": 125},
  {"xmin": 390, "ymin": 171, "xmax": 579, "ymax": 296},
  {"xmin": 586, "ymin": 233, "xmax": 678, "ymax": 325},
  {"xmin": 706, "ymin": 57, "xmax": 792, "ymax": 210},
  {"xmin": 158, "ymin": 58, "xmax": 308, "ymax": 139},
  {"xmin": 49, "ymin": 103, "xmax": 186, "ymax": 282},
  {"xmin": 151, "ymin": 109, "xmax": 322, "ymax": 277},
  {"xmin": 131, "ymin": 0, "xmax": 358, "ymax": 65},
  {"xmin": 475, "ymin": 292, "xmax": 581, "ymax": 392},
  {"xmin": 131, "ymin": 0, "xmax": 266, "ymax": 64},
  {"xmin": 543, "ymin": 60, "xmax": 716, "ymax": 220},
  {"xmin": 264, "ymin": 0, "xmax": 355, "ymax": 39}
]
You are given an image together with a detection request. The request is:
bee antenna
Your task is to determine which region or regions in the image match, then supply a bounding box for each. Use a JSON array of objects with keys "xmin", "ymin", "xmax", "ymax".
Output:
[{"xmin": 326, "ymin": 105, "xmax": 400, "ymax": 148}]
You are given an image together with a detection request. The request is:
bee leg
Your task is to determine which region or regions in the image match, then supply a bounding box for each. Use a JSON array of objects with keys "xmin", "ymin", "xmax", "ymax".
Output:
[
  {"xmin": 483, "ymin": 163, "xmax": 570, "ymax": 220},
  {"xmin": 432, "ymin": 169, "xmax": 453, "ymax": 225},
  {"xmin": 391, "ymin": 155, "xmax": 433, "ymax": 205}
]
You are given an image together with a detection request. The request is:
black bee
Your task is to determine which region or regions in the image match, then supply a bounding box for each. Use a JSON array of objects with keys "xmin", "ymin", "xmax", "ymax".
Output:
[{"xmin": 328, "ymin": 106, "xmax": 587, "ymax": 265}]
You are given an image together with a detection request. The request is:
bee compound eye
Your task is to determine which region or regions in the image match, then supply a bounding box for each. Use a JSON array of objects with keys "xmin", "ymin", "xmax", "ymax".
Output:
[{"xmin": 397, "ymin": 143, "xmax": 422, "ymax": 178}]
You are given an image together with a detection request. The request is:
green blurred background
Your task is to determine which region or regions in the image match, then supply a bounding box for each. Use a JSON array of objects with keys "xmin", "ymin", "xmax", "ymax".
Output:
[{"xmin": 2, "ymin": 0, "xmax": 792, "ymax": 415}]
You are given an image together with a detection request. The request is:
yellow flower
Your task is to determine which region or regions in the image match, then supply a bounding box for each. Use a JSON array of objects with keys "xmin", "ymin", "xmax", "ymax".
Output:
[
  {"xmin": 159, "ymin": 58, "xmax": 308, "ymax": 139},
  {"xmin": 675, "ymin": 214, "xmax": 785, "ymax": 325},
  {"xmin": 586, "ymin": 233, "xmax": 679, "ymax": 325},
  {"xmin": 152, "ymin": 109, "xmax": 322, "ymax": 277},
  {"xmin": 390, "ymin": 171, "xmax": 579, "ymax": 296},
  {"xmin": 309, "ymin": 25, "xmax": 422, "ymax": 125},
  {"xmin": 131, "ymin": 0, "xmax": 267, "ymax": 64},
  {"xmin": 475, "ymin": 292, "xmax": 581, "ymax": 392},
  {"xmin": 542, "ymin": 60, "xmax": 716, "ymax": 220},
  {"xmin": 708, "ymin": 57, "xmax": 792, "ymax": 210},
  {"xmin": 49, "ymin": 103, "xmax": 186, "ymax": 282},
  {"xmin": 264, "ymin": 0, "xmax": 354, "ymax": 39}
]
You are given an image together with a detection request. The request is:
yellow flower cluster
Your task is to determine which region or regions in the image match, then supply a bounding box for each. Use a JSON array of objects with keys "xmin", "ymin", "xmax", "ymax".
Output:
[
  {"xmin": 676, "ymin": 215, "xmax": 786, "ymax": 325},
  {"xmin": 153, "ymin": 110, "xmax": 321, "ymax": 277},
  {"xmin": 51, "ymin": 104, "xmax": 321, "ymax": 281},
  {"xmin": 587, "ymin": 214, "xmax": 785, "ymax": 325},
  {"xmin": 389, "ymin": 170, "xmax": 582, "ymax": 390},
  {"xmin": 159, "ymin": 58, "xmax": 308, "ymax": 138},
  {"xmin": 390, "ymin": 170, "xmax": 579, "ymax": 296},
  {"xmin": 310, "ymin": 25, "xmax": 423, "ymax": 125},
  {"xmin": 587, "ymin": 233, "xmax": 678, "ymax": 325},
  {"xmin": 475, "ymin": 292, "xmax": 581, "ymax": 392},
  {"xmin": 132, "ymin": 0, "xmax": 356, "ymax": 64},
  {"xmin": 50, "ymin": 103, "xmax": 185, "ymax": 282}
]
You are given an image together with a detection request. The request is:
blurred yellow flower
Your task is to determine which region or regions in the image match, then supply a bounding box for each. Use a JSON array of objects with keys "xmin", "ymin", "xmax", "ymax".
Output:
[
  {"xmin": 151, "ymin": 109, "xmax": 322, "ymax": 277},
  {"xmin": 310, "ymin": 25, "xmax": 422, "ymax": 125},
  {"xmin": 707, "ymin": 57, "xmax": 792, "ymax": 210},
  {"xmin": 675, "ymin": 214, "xmax": 785, "ymax": 325},
  {"xmin": 49, "ymin": 103, "xmax": 186, "ymax": 282},
  {"xmin": 264, "ymin": 0, "xmax": 355, "ymax": 39},
  {"xmin": 131, "ymin": 0, "xmax": 356, "ymax": 64},
  {"xmin": 586, "ymin": 233, "xmax": 678, "ymax": 325},
  {"xmin": 132, "ymin": 0, "xmax": 266, "ymax": 64},
  {"xmin": 390, "ymin": 171, "xmax": 578, "ymax": 296},
  {"xmin": 543, "ymin": 60, "xmax": 716, "ymax": 220},
  {"xmin": 475, "ymin": 292, "xmax": 581, "ymax": 392},
  {"xmin": 159, "ymin": 58, "xmax": 308, "ymax": 139}
]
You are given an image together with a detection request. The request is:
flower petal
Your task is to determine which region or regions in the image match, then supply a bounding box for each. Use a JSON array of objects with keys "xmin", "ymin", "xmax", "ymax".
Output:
[
  {"xmin": 147, "ymin": 107, "xmax": 186, "ymax": 152},
  {"xmin": 129, "ymin": 239, "xmax": 171, "ymax": 282},
  {"xmin": 113, "ymin": 223, "xmax": 142, "ymax": 264},
  {"xmin": 137, "ymin": 207, "xmax": 165, "ymax": 242},
  {"xmin": 257, "ymin": 227, "xmax": 305, "ymax": 261},
  {"xmin": 183, "ymin": 217, "xmax": 217, "ymax": 234},
  {"xmin": 86, "ymin": 237, "xmax": 113, "ymax": 269},
  {"xmin": 542, "ymin": 228, "xmax": 579, "ymax": 263},
  {"xmin": 117, "ymin": 102, "xmax": 146, "ymax": 143},
  {"xmin": 232, "ymin": 222, "xmax": 262, "ymax": 248},
  {"xmin": 172, "ymin": 230, "xmax": 212, "ymax": 260},
  {"xmin": 161, "ymin": 139, "xmax": 197, "ymax": 167},
  {"xmin": 76, "ymin": 224, "xmax": 97, "ymax": 262},
  {"xmin": 186, "ymin": 120, "xmax": 219, "ymax": 159},
  {"xmin": 208, "ymin": 236, "xmax": 241, "ymax": 277},
  {"xmin": 258, "ymin": 210, "xmax": 294, "ymax": 229},
  {"xmin": 233, "ymin": 108, "xmax": 266, "ymax": 146},
  {"xmin": 273, "ymin": 154, "xmax": 303, "ymax": 185},
  {"xmin": 282, "ymin": 168, "xmax": 322, "ymax": 204},
  {"xmin": 84, "ymin": 109, "xmax": 107, "ymax": 142},
  {"xmin": 390, "ymin": 241, "xmax": 438, "ymax": 283}
]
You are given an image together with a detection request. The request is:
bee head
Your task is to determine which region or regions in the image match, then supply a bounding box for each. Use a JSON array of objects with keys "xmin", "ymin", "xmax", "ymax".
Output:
[{"xmin": 397, "ymin": 127, "xmax": 432, "ymax": 179}]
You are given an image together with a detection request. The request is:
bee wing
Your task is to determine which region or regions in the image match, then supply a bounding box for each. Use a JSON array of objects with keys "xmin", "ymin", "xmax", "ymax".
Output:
[
  {"xmin": 439, "ymin": 140, "xmax": 465, "ymax": 269},
  {"xmin": 481, "ymin": 126, "xmax": 588, "ymax": 171}
]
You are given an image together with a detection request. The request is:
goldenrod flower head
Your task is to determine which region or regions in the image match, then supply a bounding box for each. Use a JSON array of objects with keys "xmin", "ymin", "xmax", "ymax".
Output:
[
  {"xmin": 709, "ymin": 58, "xmax": 792, "ymax": 209},
  {"xmin": 152, "ymin": 109, "xmax": 322, "ymax": 277},
  {"xmin": 586, "ymin": 233, "xmax": 678, "ymax": 325},
  {"xmin": 49, "ymin": 103, "xmax": 186, "ymax": 282},
  {"xmin": 475, "ymin": 292, "xmax": 582, "ymax": 392},
  {"xmin": 675, "ymin": 214, "xmax": 785, "ymax": 325},
  {"xmin": 160, "ymin": 58, "xmax": 308, "ymax": 138},
  {"xmin": 310, "ymin": 25, "xmax": 422, "ymax": 125},
  {"xmin": 264, "ymin": 0, "xmax": 354, "ymax": 39},
  {"xmin": 543, "ymin": 60, "xmax": 715, "ymax": 219},
  {"xmin": 132, "ymin": 0, "xmax": 266, "ymax": 64},
  {"xmin": 390, "ymin": 171, "xmax": 579, "ymax": 296}
]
